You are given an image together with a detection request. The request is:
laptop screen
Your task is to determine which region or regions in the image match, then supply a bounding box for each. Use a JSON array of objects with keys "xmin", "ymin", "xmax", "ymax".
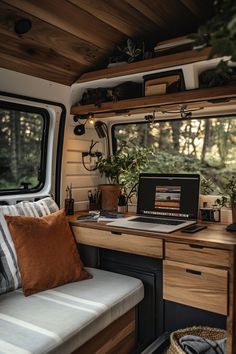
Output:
[{"xmin": 137, "ymin": 173, "xmax": 200, "ymax": 220}]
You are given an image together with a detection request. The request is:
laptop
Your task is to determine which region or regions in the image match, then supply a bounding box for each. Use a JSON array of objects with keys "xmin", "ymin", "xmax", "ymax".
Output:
[{"xmin": 108, "ymin": 173, "xmax": 200, "ymax": 233}]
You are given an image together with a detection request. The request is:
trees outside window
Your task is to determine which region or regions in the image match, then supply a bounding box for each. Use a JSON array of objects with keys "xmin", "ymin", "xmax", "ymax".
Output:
[
  {"xmin": 112, "ymin": 116, "xmax": 236, "ymax": 193},
  {"xmin": 0, "ymin": 104, "xmax": 47, "ymax": 192}
]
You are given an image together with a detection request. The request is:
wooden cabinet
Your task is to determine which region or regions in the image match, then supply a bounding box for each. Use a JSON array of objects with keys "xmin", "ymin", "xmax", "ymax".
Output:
[
  {"xmin": 72, "ymin": 226, "xmax": 163, "ymax": 258},
  {"xmin": 69, "ymin": 217, "xmax": 236, "ymax": 354},
  {"xmin": 163, "ymin": 259, "xmax": 228, "ymax": 315},
  {"xmin": 165, "ymin": 242, "xmax": 231, "ymax": 268},
  {"xmin": 164, "ymin": 241, "xmax": 230, "ymax": 316},
  {"xmin": 69, "ymin": 218, "xmax": 236, "ymax": 354}
]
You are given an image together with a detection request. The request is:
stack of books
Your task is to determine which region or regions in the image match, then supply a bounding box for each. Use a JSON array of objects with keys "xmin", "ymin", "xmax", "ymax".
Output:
[{"xmin": 154, "ymin": 35, "xmax": 194, "ymax": 56}]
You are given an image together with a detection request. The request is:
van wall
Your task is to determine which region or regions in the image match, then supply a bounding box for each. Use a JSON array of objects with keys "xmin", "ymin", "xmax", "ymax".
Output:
[{"xmin": 0, "ymin": 68, "xmax": 104, "ymax": 209}]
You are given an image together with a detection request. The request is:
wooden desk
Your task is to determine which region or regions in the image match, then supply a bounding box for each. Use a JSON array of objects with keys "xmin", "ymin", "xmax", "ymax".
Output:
[{"xmin": 69, "ymin": 216, "xmax": 236, "ymax": 354}]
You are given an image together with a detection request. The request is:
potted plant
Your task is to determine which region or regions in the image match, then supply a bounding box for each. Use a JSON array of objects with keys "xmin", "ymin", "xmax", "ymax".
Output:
[
  {"xmin": 214, "ymin": 175, "xmax": 236, "ymax": 228},
  {"xmin": 193, "ymin": 0, "xmax": 236, "ymax": 82},
  {"xmin": 96, "ymin": 144, "xmax": 153, "ymax": 211},
  {"xmin": 96, "ymin": 153, "xmax": 123, "ymax": 212},
  {"xmin": 199, "ymin": 176, "xmax": 217, "ymax": 208}
]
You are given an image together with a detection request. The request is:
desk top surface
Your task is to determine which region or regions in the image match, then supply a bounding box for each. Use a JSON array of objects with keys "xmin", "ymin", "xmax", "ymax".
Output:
[{"xmin": 68, "ymin": 213, "xmax": 236, "ymax": 250}]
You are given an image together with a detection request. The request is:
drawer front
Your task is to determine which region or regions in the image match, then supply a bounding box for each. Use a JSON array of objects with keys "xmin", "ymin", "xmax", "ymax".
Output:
[
  {"xmin": 163, "ymin": 260, "xmax": 228, "ymax": 315},
  {"xmin": 165, "ymin": 242, "xmax": 230, "ymax": 268},
  {"xmin": 72, "ymin": 226, "xmax": 163, "ymax": 258}
]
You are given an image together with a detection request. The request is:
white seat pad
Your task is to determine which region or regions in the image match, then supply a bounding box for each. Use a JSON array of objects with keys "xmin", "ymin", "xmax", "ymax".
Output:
[{"xmin": 0, "ymin": 268, "xmax": 144, "ymax": 354}]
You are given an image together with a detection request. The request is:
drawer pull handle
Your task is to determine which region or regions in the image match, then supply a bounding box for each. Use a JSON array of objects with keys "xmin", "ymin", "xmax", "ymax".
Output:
[
  {"xmin": 186, "ymin": 269, "xmax": 202, "ymax": 276},
  {"xmin": 111, "ymin": 231, "xmax": 122, "ymax": 236},
  {"xmin": 189, "ymin": 244, "xmax": 204, "ymax": 249}
]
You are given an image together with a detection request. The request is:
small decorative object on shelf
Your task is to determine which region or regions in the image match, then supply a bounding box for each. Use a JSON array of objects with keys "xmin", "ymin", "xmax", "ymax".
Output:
[
  {"xmin": 108, "ymin": 38, "xmax": 154, "ymax": 67},
  {"xmin": 154, "ymin": 35, "xmax": 194, "ymax": 57},
  {"xmin": 143, "ymin": 69, "xmax": 185, "ymax": 97},
  {"xmin": 200, "ymin": 207, "xmax": 221, "ymax": 222},
  {"xmin": 79, "ymin": 81, "xmax": 142, "ymax": 106},
  {"xmin": 65, "ymin": 184, "xmax": 74, "ymax": 215},
  {"xmin": 117, "ymin": 38, "xmax": 143, "ymax": 63}
]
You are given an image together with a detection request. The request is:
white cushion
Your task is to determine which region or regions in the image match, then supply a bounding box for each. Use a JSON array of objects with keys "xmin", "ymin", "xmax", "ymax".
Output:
[
  {"xmin": 0, "ymin": 267, "xmax": 144, "ymax": 354},
  {"xmin": 0, "ymin": 197, "xmax": 59, "ymax": 294}
]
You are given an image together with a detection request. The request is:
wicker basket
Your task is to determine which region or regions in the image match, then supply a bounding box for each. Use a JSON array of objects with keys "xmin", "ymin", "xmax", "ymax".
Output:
[{"xmin": 167, "ymin": 326, "xmax": 226, "ymax": 354}]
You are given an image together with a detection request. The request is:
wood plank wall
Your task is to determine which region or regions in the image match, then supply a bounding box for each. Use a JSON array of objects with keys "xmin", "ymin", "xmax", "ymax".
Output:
[{"xmin": 62, "ymin": 119, "xmax": 105, "ymax": 211}]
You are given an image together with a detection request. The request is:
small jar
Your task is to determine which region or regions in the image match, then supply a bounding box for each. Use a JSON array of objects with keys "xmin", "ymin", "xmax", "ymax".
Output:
[{"xmin": 65, "ymin": 198, "xmax": 74, "ymax": 215}]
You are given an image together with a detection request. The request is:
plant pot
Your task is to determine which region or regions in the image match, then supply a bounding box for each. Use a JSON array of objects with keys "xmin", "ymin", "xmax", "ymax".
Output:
[
  {"xmin": 232, "ymin": 205, "xmax": 236, "ymax": 224},
  {"xmin": 98, "ymin": 184, "xmax": 121, "ymax": 211}
]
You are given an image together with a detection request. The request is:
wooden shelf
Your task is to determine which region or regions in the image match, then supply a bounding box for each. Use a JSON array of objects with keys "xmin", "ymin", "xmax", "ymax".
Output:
[
  {"xmin": 70, "ymin": 83, "xmax": 236, "ymax": 116},
  {"xmin": 77, "ymin": 48, "xmax": 211, "ymax": 83}
]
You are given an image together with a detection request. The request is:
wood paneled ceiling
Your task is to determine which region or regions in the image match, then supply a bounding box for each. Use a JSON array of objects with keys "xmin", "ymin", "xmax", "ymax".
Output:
[{"xmin": 0, "ymin": 0, "xmax": 214, "ymax": 85}]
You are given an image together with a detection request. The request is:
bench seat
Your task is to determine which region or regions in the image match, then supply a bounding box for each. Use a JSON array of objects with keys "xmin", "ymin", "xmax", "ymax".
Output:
[{"xmin": 0, "ymin": 267, "xmax": 144, "ymax": 354}]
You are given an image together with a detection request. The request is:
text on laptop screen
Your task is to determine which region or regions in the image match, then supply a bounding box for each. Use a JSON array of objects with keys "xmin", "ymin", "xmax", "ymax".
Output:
[{"xmin": 137, "ymin": 174, "xmax": 200, "ymax": 219}]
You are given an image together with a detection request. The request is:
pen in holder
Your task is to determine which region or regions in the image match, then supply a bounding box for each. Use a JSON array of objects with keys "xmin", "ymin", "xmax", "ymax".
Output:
[
  {"xmin": 117, "ymin": 193, "xmax": 128, "ymax": 213},
  {"xmin": 65, "ymin": 184, "xmax": 74, "ymax": 215},
  {"xmin": 88, "ymin": 189, "xmax": 100, "ymax": 211}
]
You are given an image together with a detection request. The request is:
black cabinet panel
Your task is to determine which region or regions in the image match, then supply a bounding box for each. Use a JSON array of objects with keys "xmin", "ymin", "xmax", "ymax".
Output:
[
  {"xmin": 165, "ymin": 300, "xmax": 227, "ymax": 332},
  {"xmin": 99, "ymin": 249, "xmax": 163, "ymax": 351}
]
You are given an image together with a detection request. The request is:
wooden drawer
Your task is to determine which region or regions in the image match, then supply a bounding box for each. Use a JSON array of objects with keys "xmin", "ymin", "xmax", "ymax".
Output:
[
  {"xmin": 165, "ymin": 242, "xmax": 230, "ymax": 268},
  {"xmin": 72, "ymin": 226, "xmax": 163, "ymax": 258},
  {"xmin": 163, "ymin": 260, "xmax": 228, "ymax": 315}
]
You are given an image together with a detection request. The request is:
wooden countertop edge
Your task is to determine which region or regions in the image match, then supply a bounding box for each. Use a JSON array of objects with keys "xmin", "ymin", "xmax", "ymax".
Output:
[{"xmin": 69, "ymin": 218, "xmax": 236, "ymax": 250}]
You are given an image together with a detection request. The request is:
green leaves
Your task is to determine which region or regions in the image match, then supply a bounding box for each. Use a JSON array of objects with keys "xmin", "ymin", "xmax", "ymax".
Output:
[
  {"xmin": 117, "ymin": 38, "xmax": 143, "ymax": 63},
  {"xmin": 201, "ymin": 176, "xmax": 216, "ymax": 195},
  {"xmin": 228, "ymin": 16, "xmax": 236, "ymax": 37},
  {"xmin": 96, "ymin": 143, "xmax": 153, "ymax": 198},
  {"xmin": 214, "ymin": 175, "xmax": 236, "ymax": 207},
  {"xmin": 193, "ymin": 0, "xmax": 236, "ymax": 68}
]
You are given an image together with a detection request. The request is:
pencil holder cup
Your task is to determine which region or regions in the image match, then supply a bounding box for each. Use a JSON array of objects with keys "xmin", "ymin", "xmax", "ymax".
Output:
[
  {"xmin": 117, "ymin": 205, "xmax": 128, "ymax": 213},
  {"xmin": 65, "ymin": 198, "xmax": 74, "ymax": 215},
  {"xmin": 89, "ymin": 202, "xmax": 100, "ymax": 211}
]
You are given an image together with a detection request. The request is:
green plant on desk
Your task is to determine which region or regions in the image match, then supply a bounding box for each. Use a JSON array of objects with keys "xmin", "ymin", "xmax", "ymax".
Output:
[
  {"xmin": 96, "ymin": 143, "xmax": 153, "ymax": 201},
  {"xmin": 215, "ymin": 175, "xmax": 236, "ymax": 224}
]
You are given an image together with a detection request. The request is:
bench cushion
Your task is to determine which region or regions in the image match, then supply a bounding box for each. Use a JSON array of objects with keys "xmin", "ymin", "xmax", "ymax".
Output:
[{"xmin": 0, "ymin": 267, "xmax": 144, "ymax": 354}]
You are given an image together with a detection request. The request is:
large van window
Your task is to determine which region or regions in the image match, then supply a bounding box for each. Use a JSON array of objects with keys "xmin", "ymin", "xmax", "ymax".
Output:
[
  {"xmin": 112, "ymin": 116, "xmax": 236, "ymax": 192},
  {"xmin": 0, "ymin": 102, "xmax": 48, "ymax": 193}
]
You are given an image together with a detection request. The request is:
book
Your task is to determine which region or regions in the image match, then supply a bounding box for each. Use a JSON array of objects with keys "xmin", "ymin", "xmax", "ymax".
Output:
[{"xmin": 154, "ymin": 35, "xmax": 194, "ymax": 52}]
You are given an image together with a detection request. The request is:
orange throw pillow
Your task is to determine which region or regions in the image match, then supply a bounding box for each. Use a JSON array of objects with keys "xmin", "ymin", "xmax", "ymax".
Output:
[{"xmin": 5, "ymin": 209, "xmax": 91, "ymax": 296}]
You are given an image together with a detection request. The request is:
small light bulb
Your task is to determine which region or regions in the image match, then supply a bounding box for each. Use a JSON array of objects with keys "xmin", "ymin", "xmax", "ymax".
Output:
[{"xmin": 88, "ymin": 114, "xmax": 94, "ymax": 125}]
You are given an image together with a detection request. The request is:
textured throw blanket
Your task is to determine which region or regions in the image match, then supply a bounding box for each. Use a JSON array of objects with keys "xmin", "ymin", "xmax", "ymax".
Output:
[{"xmin": 179, "ymin": 335, "xmax": 226, "ymax": 354}]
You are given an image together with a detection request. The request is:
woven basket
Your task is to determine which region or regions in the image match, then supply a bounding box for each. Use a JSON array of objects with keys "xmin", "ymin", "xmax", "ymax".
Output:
[{"xmin": 167, "ymin": 326, "xmax": 226, "ymax": 354}]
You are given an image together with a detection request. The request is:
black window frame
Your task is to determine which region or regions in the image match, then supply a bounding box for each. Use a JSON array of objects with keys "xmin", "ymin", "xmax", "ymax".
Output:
[{"xmin": 0, "ymin": 100, "xmax": 50, "ymax": 196}]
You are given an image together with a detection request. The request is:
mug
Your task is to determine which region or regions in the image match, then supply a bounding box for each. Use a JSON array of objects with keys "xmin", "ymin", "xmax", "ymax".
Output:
[{"xmin": 200, "ymin": 207, "xmax": 221, "ymax": 222}]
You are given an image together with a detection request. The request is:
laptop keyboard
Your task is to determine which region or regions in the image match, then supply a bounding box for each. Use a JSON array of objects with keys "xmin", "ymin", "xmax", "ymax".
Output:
[{"xmin": 132, "ymin": 217, "xmax": 184, "ymax": 226}]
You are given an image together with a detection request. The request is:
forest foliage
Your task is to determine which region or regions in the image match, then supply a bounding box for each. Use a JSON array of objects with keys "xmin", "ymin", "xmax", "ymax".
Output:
[
  {"xmin": 113, "ymin": 116, "xmax": 236, "ymax": 194},
  {"xmin": 1, "ymin": 108, "xmax": 236, "ymax": 196},
  {"xmin": 0, "ymin": 109, "xmax": 43, "ymax": 190}
]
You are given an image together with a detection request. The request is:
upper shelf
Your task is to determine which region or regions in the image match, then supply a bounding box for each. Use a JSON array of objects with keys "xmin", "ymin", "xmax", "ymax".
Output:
[
  {"xmin": 77, "ymin": 48, "xmax": 211, "ymax": 83},
  {"xmin": 70, "ymin": 83, "xmax": 236, "ymax": 116}
]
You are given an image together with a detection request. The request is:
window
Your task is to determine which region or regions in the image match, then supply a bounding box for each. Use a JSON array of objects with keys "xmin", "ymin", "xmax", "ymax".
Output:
[
  {"xmin": 112, "ymin": 116, "xmax": 236, "ymax": 192},
  {"xmin": 0, "ymin": 102, "xmax": 49, "ymax": 193}
]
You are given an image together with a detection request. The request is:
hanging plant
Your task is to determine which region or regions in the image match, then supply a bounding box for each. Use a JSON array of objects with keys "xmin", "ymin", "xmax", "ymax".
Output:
[{"xmin": 192, "ymin": 0, "xmax": 236, "ymax": 77}]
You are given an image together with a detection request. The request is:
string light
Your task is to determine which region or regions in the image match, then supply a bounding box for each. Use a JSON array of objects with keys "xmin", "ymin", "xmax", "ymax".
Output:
[{"xmin": 88, "ymin": 113, "xmax": 95, "ymax": 125}]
